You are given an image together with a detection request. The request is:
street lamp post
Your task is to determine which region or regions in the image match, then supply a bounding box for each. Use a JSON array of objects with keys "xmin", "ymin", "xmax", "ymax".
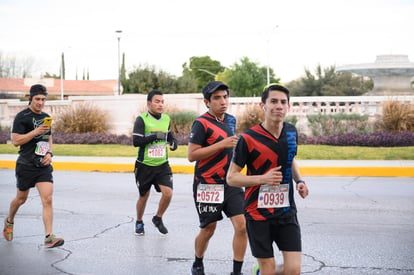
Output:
[
  {"xmin": 60, "ymin": 52, "xmax": 64, "ymax": 100},
  {"xmin": 115, "ymin": 30, "xmax": 122, "ymax": 95},
  {"xmin": 196, "ymin": 68, "xmax": 217, "ymax": 77}
]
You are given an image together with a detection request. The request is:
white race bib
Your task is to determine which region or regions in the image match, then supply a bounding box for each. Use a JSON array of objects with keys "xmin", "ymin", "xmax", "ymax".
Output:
[
  {"xmin": 257, "ymin": 184, "xmax": 290, "ymax": 208},
  {"xmin": 147, "ymin": 144, "xmax": 166, "ymax": 158},
  {"xmin": 196, "ymin": 183, "xmax": 224, "ymax": 204},
  {"xmin": 35, "ymin": 141, "xmax": 50, "ymax": 156}
]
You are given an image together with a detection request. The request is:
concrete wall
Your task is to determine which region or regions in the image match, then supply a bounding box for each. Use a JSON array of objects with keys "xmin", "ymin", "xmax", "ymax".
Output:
[{"xmin": 1, "ymin": 94, "xmax": 413, "ymax": 136}]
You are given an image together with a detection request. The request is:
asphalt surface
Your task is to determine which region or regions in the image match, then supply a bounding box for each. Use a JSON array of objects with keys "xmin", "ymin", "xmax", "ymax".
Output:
[{"xmin": 0, "ymin": 169, "xmax": 413, "ymax": 275}]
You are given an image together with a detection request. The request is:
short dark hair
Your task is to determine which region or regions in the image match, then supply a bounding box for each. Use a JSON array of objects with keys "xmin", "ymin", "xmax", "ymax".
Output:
[
  {"xmin": 261, "ymin": 83, "xmax": 290, "ymax": 103},
  {"xmin": 29, "ymin": 84, "xmax": 48, "ymax": 97},
  {"xmin": 147, "ymin": 90, "xmax": 163, "ymax": 101}
]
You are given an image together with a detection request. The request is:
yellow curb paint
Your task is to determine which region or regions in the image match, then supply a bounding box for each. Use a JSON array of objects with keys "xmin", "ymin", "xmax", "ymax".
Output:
[
  {"xmin": 0, "ymin": 160, "xmax": 15, "ymax": 169},
  {"xmin": 0, "ymin": 161, "xmax": 413, "ymax": 177},
  {"xmin": 299, "ymin": 167, "xmax": 414, "ymax": 177},
  {"xmin": 171, "ymin": 165, "xmax": 194, "ymax": 174},
  {"xmin": 53, "ymin": 162, "xmax": 134, "ymax": 172}
]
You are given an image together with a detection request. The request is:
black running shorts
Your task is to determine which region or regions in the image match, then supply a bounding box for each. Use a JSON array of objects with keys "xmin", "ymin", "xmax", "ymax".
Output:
[
  {"xmin": 15, "ymin": 163, "xmax": 53, "ymax": 191},
  {"xmin": 193, "ymin": 183, "xmax": 244, "ymax": 228},
  {"xmin": 134, "ymin": 161, "xmax": 173, "ymax": 196},
  {"xmin": 246, "ymin": 214, "xmax": 302, "ymax": 258}
]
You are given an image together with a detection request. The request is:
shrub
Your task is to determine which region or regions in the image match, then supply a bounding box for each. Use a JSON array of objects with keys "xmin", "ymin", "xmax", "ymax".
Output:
[
  {"xmin": 53, "ymin": 102, "xmax": 109, "ymax": 134},
  {"xmin": 1, "ymin": 129, "xmax": 412, "ymax": 147},
  {"xmin": 236, "ymin": 103, "xmax": 298, "ymax": 134},
  {"xmin": 307, "ymin": 113, "xmax": 372, "ymax": 136},
  {"xmin": 285, "ymin": 115, "xmax": 298, "ymax": 126},
  {"xmin": 236, "ymin": 104, "xmax": 263, "ymax": 134},
  {"xmin": 173, "ymin": 132, "xmax": 190, "ymax": 145},
  {"xmin": 303, "ymin": 131, "xmax": 414, "ymax": 147},
  {"xmin": 53, "ymin": 132, "xmax": 132, "ymax": 145},
  {"xmin": 169, "ymin": 111, "xmax": 198, "ymax": 135},
  {"xmin": 0, "ymin": 129, "xmax": 10, "ymax": 144},
  {"xmin": 377, "ymin": 100, "xmax": 414, "ymax": 132},
  {"xmin": 167, "ymin": 110, "xmax": 198, "ymax": 145}
]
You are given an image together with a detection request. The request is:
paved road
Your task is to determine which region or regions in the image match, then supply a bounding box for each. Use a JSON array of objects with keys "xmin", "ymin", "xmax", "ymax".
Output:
[{"xmin": 0, "ymin": 170, "xmax": 413, "ymax": 275}]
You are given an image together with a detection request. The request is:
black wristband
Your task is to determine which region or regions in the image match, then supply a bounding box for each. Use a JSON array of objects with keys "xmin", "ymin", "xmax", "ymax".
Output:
[
  {"xmin": 296, "ymin": 180, "xmax": 305, "ymax": 184},
  {"xmin": 46, "ymin": 152, "xmax": 54, "ymax": 157}
]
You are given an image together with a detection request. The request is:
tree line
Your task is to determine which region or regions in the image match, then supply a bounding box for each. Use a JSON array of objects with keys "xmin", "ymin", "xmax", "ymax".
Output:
[
  {"xmin": 121, "ymin": 55, "xmax": 373, "ymax": 97},
  {"xmin": 0, "ymin": 51, "xmax": 372, "ymax": 97}
]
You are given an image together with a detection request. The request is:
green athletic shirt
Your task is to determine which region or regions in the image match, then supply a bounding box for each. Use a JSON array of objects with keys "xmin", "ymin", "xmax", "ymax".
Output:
[{"xmin": 138, "ymin": 112, "xmax": 170, "ymax": 166}]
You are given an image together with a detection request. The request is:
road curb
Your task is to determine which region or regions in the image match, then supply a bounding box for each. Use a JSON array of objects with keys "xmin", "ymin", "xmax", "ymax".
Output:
[{"xmin": 1, "ymin": 160, "xmax": 413, "ymax": 177}]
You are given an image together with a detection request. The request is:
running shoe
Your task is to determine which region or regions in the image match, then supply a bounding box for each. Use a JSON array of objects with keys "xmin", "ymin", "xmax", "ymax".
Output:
[
  {"xmin": 44, "ymin": 234, "xmax": 64, "ymax": 248},
  {"xmin": 135, "ymin": 221, "xmax": 145, "ymax": 235},
  {"xmin": 252, "ymin": 263, "xmax": 260, "ymax": 275},
  {"xmin": 3, "ymin": 217, "xmax": 13, "ymax": 241},
  {"xmin": 190, "ymin": 264, "xmax": 205, "ymax": 275},
  {"xmin": 152, "ymin": 216, "xmax": 168, "ymax": 235}
]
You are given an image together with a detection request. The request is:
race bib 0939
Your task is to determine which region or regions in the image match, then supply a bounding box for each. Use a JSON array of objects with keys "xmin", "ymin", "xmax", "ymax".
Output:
[{"xmin": 257, "ymin": 184, "xmax": 290, "ymax": 208}]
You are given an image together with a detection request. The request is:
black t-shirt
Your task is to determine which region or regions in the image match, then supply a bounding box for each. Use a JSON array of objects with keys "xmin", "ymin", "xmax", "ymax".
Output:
[{"xmin": 12, "ymin": 108, "xmax": 51, "ymax": 164}]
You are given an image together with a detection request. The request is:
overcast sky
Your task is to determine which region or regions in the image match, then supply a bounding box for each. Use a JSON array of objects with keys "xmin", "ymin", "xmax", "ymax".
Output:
[{"xmin": 1, "ymin": 0, "xmax": 413, "ymax": 83}]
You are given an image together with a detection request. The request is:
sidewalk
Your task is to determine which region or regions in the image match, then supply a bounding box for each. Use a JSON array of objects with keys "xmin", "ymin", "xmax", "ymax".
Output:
[{"xmin": 0, "ymin": 154, "xmax": 413, "ymax": 177}]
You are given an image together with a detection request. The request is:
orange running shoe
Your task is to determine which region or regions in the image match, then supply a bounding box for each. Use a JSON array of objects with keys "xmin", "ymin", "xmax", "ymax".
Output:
[{"xmin": 2, "ymin": 217, "xmax": 13, "ymax": 241}]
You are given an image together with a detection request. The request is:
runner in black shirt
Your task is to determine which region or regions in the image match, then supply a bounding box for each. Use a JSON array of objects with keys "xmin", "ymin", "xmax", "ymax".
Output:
[
  {"xmin": 3, "ymin": 84, "xmax": 64, "ymax": 248},
  {"xmin": 227, "ymin": 83, "xmax": 309, "ymax": 275},
  {"xmin": 189, "ymin": 81, "xmax": 247, "ymax": 275}
]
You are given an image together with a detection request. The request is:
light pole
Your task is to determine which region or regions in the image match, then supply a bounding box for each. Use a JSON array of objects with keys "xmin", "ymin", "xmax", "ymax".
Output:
[
  {"xmin": 59, "ymin": 47, "xmax": 71, "ymax": 100},
  {"xmin": 196, "ymin": 68, "xmax": 217, "ymax": 77},
  {"xmin": 60, "ymin": 52, "xmax": 64, "ymax": 100},
  {"xmin": 115, "ymin": 30, "xmax": 122, "ymax": 95}
]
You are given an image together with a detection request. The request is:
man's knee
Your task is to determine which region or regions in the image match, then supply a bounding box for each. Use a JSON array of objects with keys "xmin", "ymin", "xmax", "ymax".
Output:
[
  {"xmin": 232, "ymin": 215, "xmax": 247, "ymax": 235},
  {"xmin": 41, "ymin": 194, "xmax": 53, "ymax": 206},
  {"xmin": 161, "ymin": 186, "xmax": 173, "ymax": 198},
  {"xmin": 201, "ymin": 223, "xmax": 216, "ymax": 238},
  {"xmin": 15, "ymin": 191, "xmax": 29, "ymax": 205},
  {"xmin": 15, "ymin": 196, "xmax": 27, "ymax": 205}
]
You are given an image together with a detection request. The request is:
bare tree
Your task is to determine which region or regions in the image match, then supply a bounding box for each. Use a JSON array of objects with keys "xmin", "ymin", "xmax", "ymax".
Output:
[{"xmin": 0, "ymin": 50, "xmax": 35, "ymax": 78}]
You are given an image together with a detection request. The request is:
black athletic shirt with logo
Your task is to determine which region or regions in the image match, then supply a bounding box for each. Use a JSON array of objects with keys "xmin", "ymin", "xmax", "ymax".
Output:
[
  {"xmin": 189, "ymin": 112, "xmax": 236, "ymax": 185},
  {"xmin": 12, "ymin": 108, "xmax": 51, "ymax": 165},
  {"xmin": 232, "ymin": 122, "xmax": 298, "ymax": 221}
]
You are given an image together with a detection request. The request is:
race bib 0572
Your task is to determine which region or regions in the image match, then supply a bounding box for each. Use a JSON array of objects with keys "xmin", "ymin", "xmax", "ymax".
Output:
[{"xmin": 196, "ymin": 183, "xmax": 224, "ymax": 204}]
